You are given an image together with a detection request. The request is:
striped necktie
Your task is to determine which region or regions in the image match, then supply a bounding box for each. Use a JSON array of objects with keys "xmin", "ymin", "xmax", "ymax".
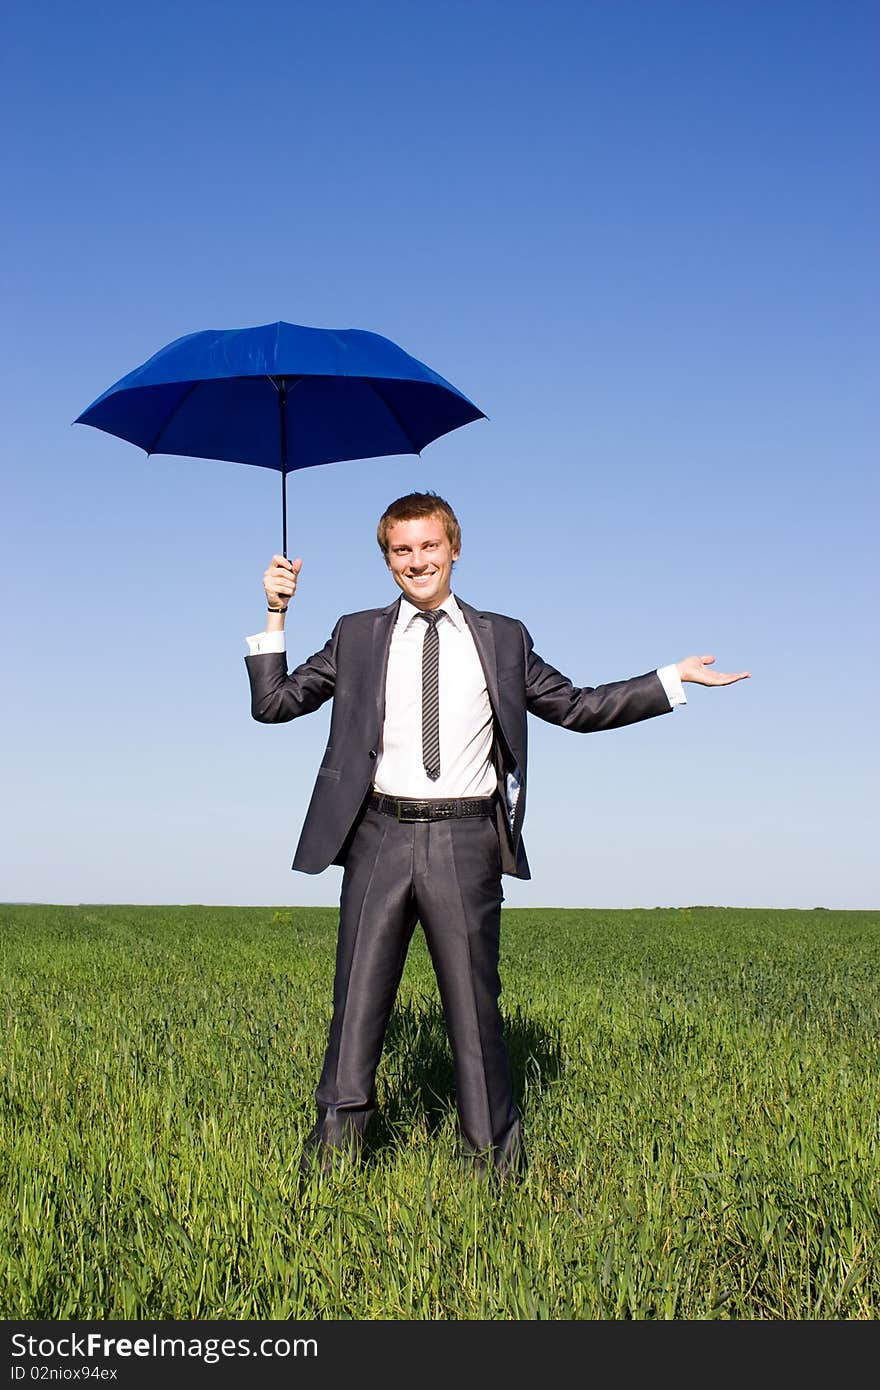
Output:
[{"xmin": 418, "ymin": 610, "xmax": 442, "ymax": 780}]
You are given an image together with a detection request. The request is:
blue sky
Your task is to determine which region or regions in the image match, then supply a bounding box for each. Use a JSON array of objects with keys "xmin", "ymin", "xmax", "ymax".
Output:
[{"xmin": 2, "ymin": 0, "xmax": 877, "ymax": 909}]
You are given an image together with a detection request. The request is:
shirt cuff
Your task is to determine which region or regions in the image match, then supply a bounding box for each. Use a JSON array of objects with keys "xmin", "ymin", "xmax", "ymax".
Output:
[
  {"xmin": 245, "ymin": 630, "xmax": 287, "ymax": 656},
  {"xmin": 657, "ymin": 663, "xmax": 686, "ymax": 707}
]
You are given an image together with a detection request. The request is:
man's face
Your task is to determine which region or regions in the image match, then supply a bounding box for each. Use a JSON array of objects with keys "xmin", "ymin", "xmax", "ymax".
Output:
[{"xmin": 384, "ymin": 514, "xmax": 460, "ymax": 610}]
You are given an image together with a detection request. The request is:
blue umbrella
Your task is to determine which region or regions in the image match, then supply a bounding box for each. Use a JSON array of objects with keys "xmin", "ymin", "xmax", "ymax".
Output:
[{"xmin": 75, "ymin": 320, "xmax": 486, "ymax": 555}]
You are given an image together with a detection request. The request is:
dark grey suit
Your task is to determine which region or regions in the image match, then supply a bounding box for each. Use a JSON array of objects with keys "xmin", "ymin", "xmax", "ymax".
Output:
[{"xmin": 246, "ymin": 595, "xmax": 671, "ymax": 1171}]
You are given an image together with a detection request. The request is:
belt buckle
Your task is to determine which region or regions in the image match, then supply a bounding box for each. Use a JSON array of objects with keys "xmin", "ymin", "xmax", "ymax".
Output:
[{"xmin": 396, "ymin": 800, "xmax": 424, "ymax": 822}]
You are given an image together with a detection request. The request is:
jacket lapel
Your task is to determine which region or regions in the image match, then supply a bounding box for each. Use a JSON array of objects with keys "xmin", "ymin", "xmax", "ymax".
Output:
[
  {"xmin": 372, "ymin": 597, "xmax": 402, "ymax": 729},
  {"xmin": 457, "ymin": 597, "xmax": 500, "ymax": 715}
]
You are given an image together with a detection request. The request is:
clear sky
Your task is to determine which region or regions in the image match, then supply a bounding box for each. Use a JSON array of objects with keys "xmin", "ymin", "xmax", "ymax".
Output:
[{"xmin": 2, "ymin": 0, "xmax": 877, "ymax": 910}]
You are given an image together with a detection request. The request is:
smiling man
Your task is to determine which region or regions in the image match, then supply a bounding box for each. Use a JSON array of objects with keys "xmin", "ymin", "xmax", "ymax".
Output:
[{"xmin": 245, "ymin": 491, "xmax": 749, "ymax": 1179}]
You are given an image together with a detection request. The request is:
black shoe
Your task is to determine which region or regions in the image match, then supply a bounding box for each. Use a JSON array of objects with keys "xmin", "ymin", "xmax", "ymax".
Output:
[
  {"xmin": 459, "ymin": 1142, "xmax": 527, "ymax": 1186},
  {"xmin": 458, "ymin": 1119, "xmax": 527, "ymax": 1185},
  {"xmin": 298, "ymin": 1137, "xmax": 361, "ymax": 1179}
]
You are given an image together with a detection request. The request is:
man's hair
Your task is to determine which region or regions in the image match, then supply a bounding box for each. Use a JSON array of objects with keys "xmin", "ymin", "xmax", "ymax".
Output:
[{"xmin": 376, "ymin": 491, "xmax": 461, "ymax": 558}]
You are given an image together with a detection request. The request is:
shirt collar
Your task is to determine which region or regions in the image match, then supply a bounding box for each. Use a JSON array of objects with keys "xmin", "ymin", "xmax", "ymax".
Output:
[{"xmin": 397, "ymin": 593, "xmax": 464, "ymax": 632}]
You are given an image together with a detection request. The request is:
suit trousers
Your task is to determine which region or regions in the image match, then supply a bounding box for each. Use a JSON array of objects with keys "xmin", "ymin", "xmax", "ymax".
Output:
[{"xmin": 303, "ymin": 803, "xmax": 522, "ymax": 1174}]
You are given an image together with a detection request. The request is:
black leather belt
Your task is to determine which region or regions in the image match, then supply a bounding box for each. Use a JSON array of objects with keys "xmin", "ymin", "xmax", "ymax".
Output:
[{"xmin": 369, "ymin": 792, "xmax": 496, "ymax": 822}]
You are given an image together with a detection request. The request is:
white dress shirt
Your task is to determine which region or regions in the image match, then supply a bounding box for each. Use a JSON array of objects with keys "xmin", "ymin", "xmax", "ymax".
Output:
[
  {"xmin": 373, "ymin": 595, "xmax": 497, "ymax": 798},
  {"xmin": 245, "ymin": 596, "xmax": 685, "ymax": 797}
]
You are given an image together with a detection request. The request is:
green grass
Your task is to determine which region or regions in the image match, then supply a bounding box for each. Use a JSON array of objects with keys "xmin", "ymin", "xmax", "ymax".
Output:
[{"xmin": 1, "ymin": 903, "xmax": 878, "ymax": 1319}]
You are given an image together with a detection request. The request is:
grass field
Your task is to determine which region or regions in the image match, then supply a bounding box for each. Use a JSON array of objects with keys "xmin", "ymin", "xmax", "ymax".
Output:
[{"xmin": 1, "ymin": 903, "xmax": 878, "ymax": 1320}]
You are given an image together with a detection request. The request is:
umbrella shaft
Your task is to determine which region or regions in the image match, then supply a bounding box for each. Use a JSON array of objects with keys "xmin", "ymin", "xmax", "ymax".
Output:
[{"xmin": 278, "ymin": 378, "xmax": 288, "ymax": 557}]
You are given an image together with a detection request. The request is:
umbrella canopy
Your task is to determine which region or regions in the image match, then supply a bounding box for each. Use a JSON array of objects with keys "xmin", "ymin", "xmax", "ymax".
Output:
[{"xmin": 75, "ymin": 320, "xmax": 486, "ymax": 553}]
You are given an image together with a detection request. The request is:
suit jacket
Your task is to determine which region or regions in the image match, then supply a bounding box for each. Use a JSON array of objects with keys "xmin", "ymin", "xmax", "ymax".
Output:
[{"xmin": 245, "ymin": 595, "xmax": 672, "ymax": 879}]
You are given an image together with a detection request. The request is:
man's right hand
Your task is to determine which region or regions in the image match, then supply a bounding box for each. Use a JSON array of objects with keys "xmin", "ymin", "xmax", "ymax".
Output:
[{"xmin": 263, "ymin": 555, "xmax": 303, "ymax": 613}]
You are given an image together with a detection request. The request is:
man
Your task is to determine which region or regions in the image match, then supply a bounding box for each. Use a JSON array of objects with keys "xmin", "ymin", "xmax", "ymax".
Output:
[{"xmin": 245, "ymin": 492, "xmax": 749, "ymax": 1179}]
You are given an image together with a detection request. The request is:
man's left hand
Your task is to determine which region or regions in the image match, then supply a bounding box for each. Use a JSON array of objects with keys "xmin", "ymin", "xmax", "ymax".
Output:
[{"xmin": 676, "ymin": 654, "xmax": 751, "ymax": 686}]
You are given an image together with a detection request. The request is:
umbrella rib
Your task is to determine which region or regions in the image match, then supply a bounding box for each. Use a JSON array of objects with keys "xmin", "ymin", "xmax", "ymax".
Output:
[
  {"xmin": 144, "ymin": 380, "xmax": 203, "ymax": 456},
  {"xmin": 363, "ymin": 379, "xmax": 420, "ymax": 453}
]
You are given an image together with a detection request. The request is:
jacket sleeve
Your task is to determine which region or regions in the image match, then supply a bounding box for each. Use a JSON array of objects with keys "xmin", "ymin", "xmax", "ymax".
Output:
[
  {"xmin": 245, "ymin": 621, "xmax": 339, "ymax": 723},
  {"xmin": 522, "ymin": 627, "xmax": 671, "ymax": 732}
]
